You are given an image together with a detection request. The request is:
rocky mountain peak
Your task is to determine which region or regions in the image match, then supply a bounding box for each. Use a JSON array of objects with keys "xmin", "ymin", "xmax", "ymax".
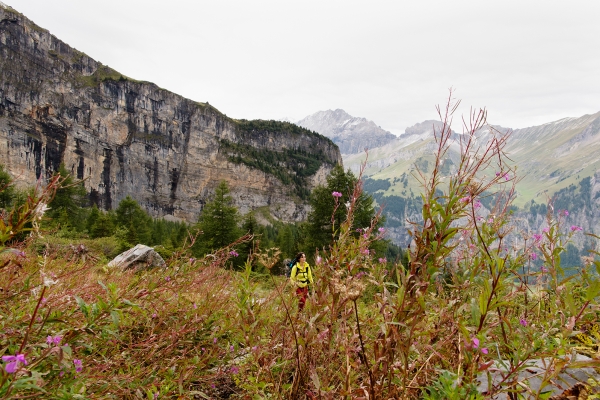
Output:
[{"xmin": 296, "ymin": 109, "xmax": 396, "ymax": 155}]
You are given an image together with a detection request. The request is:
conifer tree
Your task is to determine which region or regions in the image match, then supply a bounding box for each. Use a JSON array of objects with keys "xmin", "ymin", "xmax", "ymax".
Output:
[
  {"xmin": 193, "ymin": 181, "xmax": 240, "ymax": 256},
  {"xmin": 304, "ymin": 165, "xmax": 384, "ymax": 253},
  {"xmin": 0, "ymin": 164, "xmax": 14, "ymax": 209},
  {"xmin": 48, "ymin": 164, "xmax": 87, "ymax": 230},
  {"xmin": 115, "ymin": 196, "xmax": 152, "ymax": 245}
]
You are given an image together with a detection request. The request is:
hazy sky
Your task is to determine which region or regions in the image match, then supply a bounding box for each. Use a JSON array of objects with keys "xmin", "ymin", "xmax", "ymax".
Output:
[{"xmin": 6, "ymin": 0, "xmax": 600, "ymax": 134}]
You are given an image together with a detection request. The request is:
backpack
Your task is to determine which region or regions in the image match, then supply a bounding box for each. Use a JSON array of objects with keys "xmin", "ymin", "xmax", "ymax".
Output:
[{"xmin": 285, "ymin": 258, "xmax": 297, "ymax": 278}]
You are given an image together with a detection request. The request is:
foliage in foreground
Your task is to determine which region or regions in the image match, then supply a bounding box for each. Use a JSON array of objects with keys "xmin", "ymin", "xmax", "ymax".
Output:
[{"xmin": 2, "ymin": 96, "xmax": 600, "ymax": 399}]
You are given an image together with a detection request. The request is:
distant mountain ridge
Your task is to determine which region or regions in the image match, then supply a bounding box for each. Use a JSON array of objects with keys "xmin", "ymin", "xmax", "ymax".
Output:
[
  {"xmin": 343, "ymin": 111, "xmax": 600, "ymax": 249},
  {"xmin": 295, "ymin": 109, "xmax": 397, "ymax": 154}
]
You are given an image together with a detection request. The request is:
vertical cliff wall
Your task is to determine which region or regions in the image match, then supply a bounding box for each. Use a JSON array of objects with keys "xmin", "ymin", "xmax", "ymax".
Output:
[{"xmin": 0, "ymin": 5, "xmax": 341, "ymax": 222}]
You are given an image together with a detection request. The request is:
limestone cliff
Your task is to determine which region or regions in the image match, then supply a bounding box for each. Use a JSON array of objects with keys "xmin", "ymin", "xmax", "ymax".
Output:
[{"xmin": 0, "ymin": 5, "xmax": 341, "ymax": 222}]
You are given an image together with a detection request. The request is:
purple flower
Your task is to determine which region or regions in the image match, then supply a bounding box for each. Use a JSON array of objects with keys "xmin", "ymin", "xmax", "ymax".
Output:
[
  {"xmin": 532, "ymin": 233, "xmax": 543, "ymax": 242},
  {"xmin": 73, "ymin": 359, "xmax": 83, "ymax": 373},
  {"xmin": 229, "ymin": 251, "xmax": 239, "ymax": 257},
  {"xmin": 3, "ymin": 354, "xmax": 27, "ymax": 373},
  {"xmin": 361, "ymin": 249, "xmax": 370, "ymax": 255},
  {"xmin": 459, "ymin": 196, "xmax": 470, "ymax": 203},
  {"xmin": 47, "ymin": 335, "xmax": 62, "ymax": 346},
  {"xmin": 213, "ymin": 337, "xmax": 218, "ymax": 344},
  {"xmin": 193, "ymin": 303, "xmax": 197, "ymax": 309},
  {"xmin": 354, "ymin": 272, "xmax": 366, "ymax": 279},
  {"xmin": 165, "ymin": 276, "xmax": 171, "ymax": 281},
  {"xmin": 378, "ymin": 257, "xmax": 387, "ymax": 264},
  {"xmin": 378, "ymin": 227, "xmax": 385, "ymax": 233},
  {"xmin": 230, "ymin": 345, "xmax": 234, "ymax": 352},
  {"xmin": 530, "ymin": 253, "xmax": 538, "ymax": 261},
  {"xmin": 230, "ymin": 366, "xmax": 239, "ymax": 374},
  {"xmin": 542, "ymin": 227, "xmax": 549, "ymax": 233},
  {"xmin": 541, "ymin": 266, "xmax": 548, "ymax": 273},
  {"xmin": 472, "ymin": 337, "xmax": 479, "ymax": 349},
  {"xmin": 332, "ymin": 191, "xmax": 342, "ymax": 198},
  {"xmin": 504, "ymin": 173, "xmax": 510, "ymax": 181},
  {"xmin": 570, "ymin": 225, "xmax": 583, "ymax": 232},
  {"xmin": 520, "ymin": 318, "xmax": 528, "ymax": 326},
  {"xmin": 481, "ymin": 347, "xmax": 489, "ymax": 355},
  {"xmin": 563, "ymin": 210, "xmax": 569, "ymax": 216}
]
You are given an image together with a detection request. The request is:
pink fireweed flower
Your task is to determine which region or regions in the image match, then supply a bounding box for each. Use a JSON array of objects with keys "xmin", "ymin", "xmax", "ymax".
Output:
[
  {"xmin": 481, "ymin": 347, "xmax": 489, "ymax": 354},
  {"xmin": 530, "ymin": 253, "xmax": 538, "ymax": 261},
  {"xmin": 474, "ymin": 200, "xmax": 482, "ymax": 210},
  {"xmin": 378, "ymin": 227, "xmax": 385, "ymax": 233},
  {"xmin": 532, "ymin": 233, "xmax": 543, "ymax": 242},
  {"xmin": 504, "ymin": 173, "xmax": 510, "ymax": 181},
  {"xmin": 361, "ymin": 249, "xmax": 370, "ymax": 255},
  {"xmin": 2, "ymin": 354, "xmax": 27, "ymax": 373},
  {"xmin": 332, "ymin": 191, "xmax": 342, "ymax": 198},
  {"xmin": 73, "ymin": 359, "xmax": 83, "ymax": 373},
  {"xmin": 229, "ymin": 250, "xmax": 239, "ymax": 257},
  {"xmin": 472, "ymin": 337, "xmax": 479, "ymax": 348},
  {"xmin": 520, "ymin": 318, "xmax": 528, "ymax": 326},
  {"xmin": 543, "ymin": 227, "xmax": 549, "ymax": 233},
  {"xmin": 230, "ymin": 366, "xmax": 239, "ymax": 374},
  {"xmin": 563, "ymin": 210, "xmax": 569, "ymax": 216},
  {"xmin": 378, "ymin": 257, "xmax": 387, "ymax": 264},
  {"xmin": 541, "ymin": 266, "xmax": 548, "ymax": 273},
  {"xmin": 570, "ymin": 225, "xmax": 583, "ymax": 232},
  {"xmin": 460, "ymin": 196, "xmax": 471, "ymax": 203},
  {"xmin": 213, "ymin": 337, "xmax": 218, "ymax": 344},
  {"xmin": 47, "ymin": 335, "xmax": 62, "ymax": 346}
]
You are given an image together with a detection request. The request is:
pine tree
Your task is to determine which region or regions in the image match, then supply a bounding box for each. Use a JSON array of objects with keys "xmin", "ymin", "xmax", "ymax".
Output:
[
  {"xmin": 48, "ymin": 164, "xmax": 87, "ymax": 230},
  {"xmin": 192, "ymin": 181, "xmax": 240, "ymax": 256},
  {"xmin": 115, "ymin": 196, "xmax": 152, "ymax": 245},
  {"xmin": 303, "ymin": 165, "xmax": 384, "ymax": 253},
  {"xmin": 0, "ymin": 164, "xmax": 15, "ymax": 209}
]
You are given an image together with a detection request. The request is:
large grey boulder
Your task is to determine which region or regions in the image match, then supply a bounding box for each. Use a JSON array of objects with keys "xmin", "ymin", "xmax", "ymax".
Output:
[{"xmin": 107, "ymin": 244, "xmax": 166, "ymax": 271}]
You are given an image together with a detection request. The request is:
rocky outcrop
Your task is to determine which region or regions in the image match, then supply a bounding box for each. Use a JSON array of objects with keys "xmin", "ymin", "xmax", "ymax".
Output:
[{"xmin": 0, "ymin": 5, "xmax": 341, "ymax": 223}]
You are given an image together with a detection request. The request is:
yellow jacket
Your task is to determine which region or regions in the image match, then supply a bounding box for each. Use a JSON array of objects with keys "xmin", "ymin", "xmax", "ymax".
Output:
[{"xmin": 290, "ymin": 262, "xmax": 314, "ymax": 288}]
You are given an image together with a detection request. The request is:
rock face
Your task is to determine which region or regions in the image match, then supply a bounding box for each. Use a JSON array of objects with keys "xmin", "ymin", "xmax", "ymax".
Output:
[
  {"xmin": 0, "ymin": 5, "xmax": 341, "ymax": 223},
  {"xmin": 107, "ymin": 244, "xmax": 166, "ymax": 272},
  {"xmin": 296, "ymin": 109, "xmax": 397, "ymax": 154}
]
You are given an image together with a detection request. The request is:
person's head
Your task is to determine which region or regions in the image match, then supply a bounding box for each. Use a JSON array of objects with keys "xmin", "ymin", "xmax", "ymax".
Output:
[{"xmin": 295, "ymin": 252, "xmax": 306, "ymax": 263}]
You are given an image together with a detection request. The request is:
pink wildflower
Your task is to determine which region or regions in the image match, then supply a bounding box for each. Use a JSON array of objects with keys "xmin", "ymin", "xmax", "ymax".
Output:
[
  {"xmin": 570, "ymin": 225, "xmax": 583, "ymax": 232},
  {"xmin": 472, "ymin": 337, "xmax": 479, "ymax": 348},
  {"xmin": 520, "ymin": 318, "xmax": 528, "ymax": 327},
  {"xmin": 332, "ymin": 191, "xmax": 342, "ymax": 198},
  {"xmin": 2, "ymin": 354, "xmax": 27, "ymax": 373},
  {"xmin": 73, "ymin": 359, "xmax": 83, "ymax": 373}
]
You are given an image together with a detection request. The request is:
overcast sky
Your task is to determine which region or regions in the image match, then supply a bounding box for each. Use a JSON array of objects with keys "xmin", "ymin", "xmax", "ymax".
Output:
[{"xmin": 6, "ymin": 0, "xmax": 600, "ymax": 135}]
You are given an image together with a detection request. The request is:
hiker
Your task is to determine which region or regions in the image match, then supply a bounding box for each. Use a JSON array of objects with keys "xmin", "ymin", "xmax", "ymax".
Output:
[{"xmin": 290, "ymin": 252, "xmax": 314, "ymax": 311}]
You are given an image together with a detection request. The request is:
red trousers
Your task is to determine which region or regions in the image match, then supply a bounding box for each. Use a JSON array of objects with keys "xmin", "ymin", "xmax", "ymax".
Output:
[{"xmin": 296, "ymin": 286, "xmax": 309, "ymax": 311}]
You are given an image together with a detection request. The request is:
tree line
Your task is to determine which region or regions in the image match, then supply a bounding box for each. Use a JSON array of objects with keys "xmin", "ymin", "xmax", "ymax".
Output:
[{"xmin": 0, "ymin": 163, "xmax": 403, "ymax": 271}]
